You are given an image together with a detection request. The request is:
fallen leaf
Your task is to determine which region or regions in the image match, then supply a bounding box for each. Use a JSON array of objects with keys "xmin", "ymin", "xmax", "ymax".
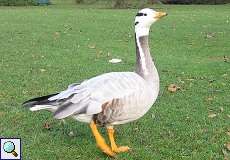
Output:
[
  {"xmin": 208, "ymin": 113, "xmax": 217, "ymax": 118},
  {"xmin": 220, "ymin": 107, "xmax": 224, "ymax": 112},
  {"xmin": 209, "ymin": 79, "xmax": 216, "ymax": 83},
  {"xmin": 205, "ymin": 32, "xmax": 216, "ymax": 39},
  {"xmin": 109, "ymin": 58, "xmax": 122, "ymax": 64},
  {"xmin": 54, "ymin": 32, "xmax": 60, "ymax": 37},
  {"xmin": 222, "ymin": 149, "xmax": 229, "ymax": 160},
  {"xmin": 225, "ymin": 142, "xmax": 230, "ymax": 151},
  {"xmin": 96, "ymin": 50, "xmax": 103, "ymax": 58},
  {"xmin": 88, "ymin": 44, "xmax": 96, "ymax": 49},
  {"xmin": 224, "ymin": 56, "xmax": 229, "ymax": 62},
  {"xmin": 43, "ymin": 122, "xmax": 51, "ymax": 130},
  {"xmin": 207, "ymin": 97, "xmax": 214, "ymax": 101},
  {"xmin": 68, "ymin": 131, "xmax": 75, "ymax": 137},
  {"xmin": 40, "ymin": 69, "xmax": 46, "ymax": 72},
  {"xmin": 22, "ymin": 90, "xmax": 28, "ymax": 94},
  {"xmin": 227, "ymin": 131, "xmax": 230, "ymax": 136},
  {"xmin": 168, "ymin": 84, "xmax": 180, "ymax": 93}
]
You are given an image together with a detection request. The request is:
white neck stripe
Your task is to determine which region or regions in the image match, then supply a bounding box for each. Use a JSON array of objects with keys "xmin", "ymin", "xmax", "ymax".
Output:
[{"xmin": 136, "ymin": 34, "xmax": 148, "ymax": 75}]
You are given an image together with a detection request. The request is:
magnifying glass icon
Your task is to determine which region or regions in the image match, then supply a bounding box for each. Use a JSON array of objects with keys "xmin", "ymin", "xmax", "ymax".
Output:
[{"xmin": 3, "ymin": 141, "xmax": 18, "ymax": 157}]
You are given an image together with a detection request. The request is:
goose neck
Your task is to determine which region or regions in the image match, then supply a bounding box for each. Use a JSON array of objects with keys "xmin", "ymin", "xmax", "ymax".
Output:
[{"xmin": 135, "ymin": 33, "xmax": 158, "ymax": 82}]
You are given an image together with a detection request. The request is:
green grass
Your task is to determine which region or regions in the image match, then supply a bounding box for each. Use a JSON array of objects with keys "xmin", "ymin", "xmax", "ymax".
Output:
[{"xmin": 0, "ymin": 3, "xmax": 230, "ymax": 160}]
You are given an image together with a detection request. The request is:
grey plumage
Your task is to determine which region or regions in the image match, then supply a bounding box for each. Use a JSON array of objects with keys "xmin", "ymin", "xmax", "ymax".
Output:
[
  {"xmin": 23, "ymin": 9, "xmax": 160, "ymax": 126},
  {"xmin": 25, "ymin": 69, "xmax": 159, "ymax": 126}
]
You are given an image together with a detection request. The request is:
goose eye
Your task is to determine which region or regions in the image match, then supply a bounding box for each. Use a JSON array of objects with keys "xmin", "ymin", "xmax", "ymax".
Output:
[{"xmin": 144, "ymin": 13, "xmax": 147, "ymax": 16}]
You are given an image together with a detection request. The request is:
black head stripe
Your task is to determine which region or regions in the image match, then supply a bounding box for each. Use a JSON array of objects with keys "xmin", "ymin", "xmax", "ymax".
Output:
[
  {"xmin": 136, "ymin": 12, "xmax": 147, "ymax": 17},
  {"xmin": 136, "ymin": 13, "xmax": 144, "ymax": 16}
]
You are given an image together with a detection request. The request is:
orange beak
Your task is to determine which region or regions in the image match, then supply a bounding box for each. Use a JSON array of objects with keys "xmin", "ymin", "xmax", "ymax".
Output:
[{"xmin": 154, "ymin": 12, "xmax": 168, "ymax": 19}]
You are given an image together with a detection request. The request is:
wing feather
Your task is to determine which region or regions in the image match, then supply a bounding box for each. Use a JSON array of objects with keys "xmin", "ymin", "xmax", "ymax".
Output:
[{"xmin": 50, "ymin": 72, "xmax": 146, "ymax": 119}]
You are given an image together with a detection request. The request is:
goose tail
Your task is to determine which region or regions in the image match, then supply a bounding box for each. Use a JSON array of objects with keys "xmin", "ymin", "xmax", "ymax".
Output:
[{"xmin": 22, "ymin": 93, "xmax": 59, "ymax": 112}]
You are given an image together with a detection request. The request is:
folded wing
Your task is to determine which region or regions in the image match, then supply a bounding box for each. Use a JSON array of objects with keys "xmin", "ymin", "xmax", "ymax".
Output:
[{"xmin": 48, "ymin": 72, "xmax": 146, "ymax": 119}]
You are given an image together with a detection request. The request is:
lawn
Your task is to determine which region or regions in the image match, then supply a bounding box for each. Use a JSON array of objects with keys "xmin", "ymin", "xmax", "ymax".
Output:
[{"xmin": 0, "ymin": 2, "xmax": 230, "ymax": 160}]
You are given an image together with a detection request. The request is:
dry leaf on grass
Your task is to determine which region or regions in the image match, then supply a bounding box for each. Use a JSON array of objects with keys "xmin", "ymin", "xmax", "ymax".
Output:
[
  {"xmin": 43, "ymin": 122, "xmax": 51, "ymax": 130},
  {"xmin": 205, "ymin": 32, "xmax": 216, "ymax": 39},
  {"xmin": 223, "ymin": 56, "xmax": 229, "ymax": 62},
  {"xmin": 220, "ymin": 107, "xmax": 224, "ymax": 112},
  {"xmin": 222, "ymin": 149, "xmax": 229, "ymax": 160},
  {"xmin": 206, "ymin": 97, "xmax": 214, "ymax": 101},
  {"xmin": 208, "ymin": 113, "xmax": 217, "ymax": 118},
  {"xmin": 227, "ymin": 131, "xmax": 230, "ymax": 137},
  {"xmin": 40, "ymin": 69, "xmax": 46, "ymax": 72},
  {"xmin": 88, "ymin": 44, "xmax": 96, "ymax": 49},
  {"xmin": 168, "ymin": 84, "xmax": 180, "ymax": 93},
  {"xmin": 226, "ymin": 142, "xmax": 230, "ymax": 151},
  {"xmin": 109, "ymin": 58, "xmax": 122, "ymax": 64},
  {"xmin": 54, "ymin": 32, "xmax": 60, "ymax": 39},
  {"xmin": 68, "ymin": 131, "xmax": 75, "ymax": 137},
  {"xmin": 96, "ymin": 50, "xmax": 103, "ymax": 58}
]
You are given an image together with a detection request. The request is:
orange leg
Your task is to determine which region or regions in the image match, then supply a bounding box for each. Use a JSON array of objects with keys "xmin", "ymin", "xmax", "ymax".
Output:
[
  {"xmin": 90, "ymin": 121, "xmax": 115, "ymax": 157},
  {"xmin": 107, "ymin": 126, "xmax": 130, "ymax": 153}
]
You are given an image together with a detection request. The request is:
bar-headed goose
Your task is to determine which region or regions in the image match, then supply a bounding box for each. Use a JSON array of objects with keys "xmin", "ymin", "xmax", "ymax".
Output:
[{"xmin": 23, "ymin": 8, "xmax": 167, "ymax": 157}]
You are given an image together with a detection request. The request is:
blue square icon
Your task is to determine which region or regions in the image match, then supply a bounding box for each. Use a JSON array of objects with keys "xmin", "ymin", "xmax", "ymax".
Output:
[{"xmin": 0, "ymin": 138, "xmax": 21, "ymax": 160}]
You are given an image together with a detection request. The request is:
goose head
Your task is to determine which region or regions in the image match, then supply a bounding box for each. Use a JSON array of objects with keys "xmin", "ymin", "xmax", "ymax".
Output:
[{"xmin": 135, "ymin": 8, "xmax": 167, "ymax": 36}]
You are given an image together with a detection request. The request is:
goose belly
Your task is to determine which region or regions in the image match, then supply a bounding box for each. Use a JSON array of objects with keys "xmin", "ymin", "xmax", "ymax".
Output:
[{"xmin": 108, "ymin": 90, "xmax": 158, "ymax": 125}]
